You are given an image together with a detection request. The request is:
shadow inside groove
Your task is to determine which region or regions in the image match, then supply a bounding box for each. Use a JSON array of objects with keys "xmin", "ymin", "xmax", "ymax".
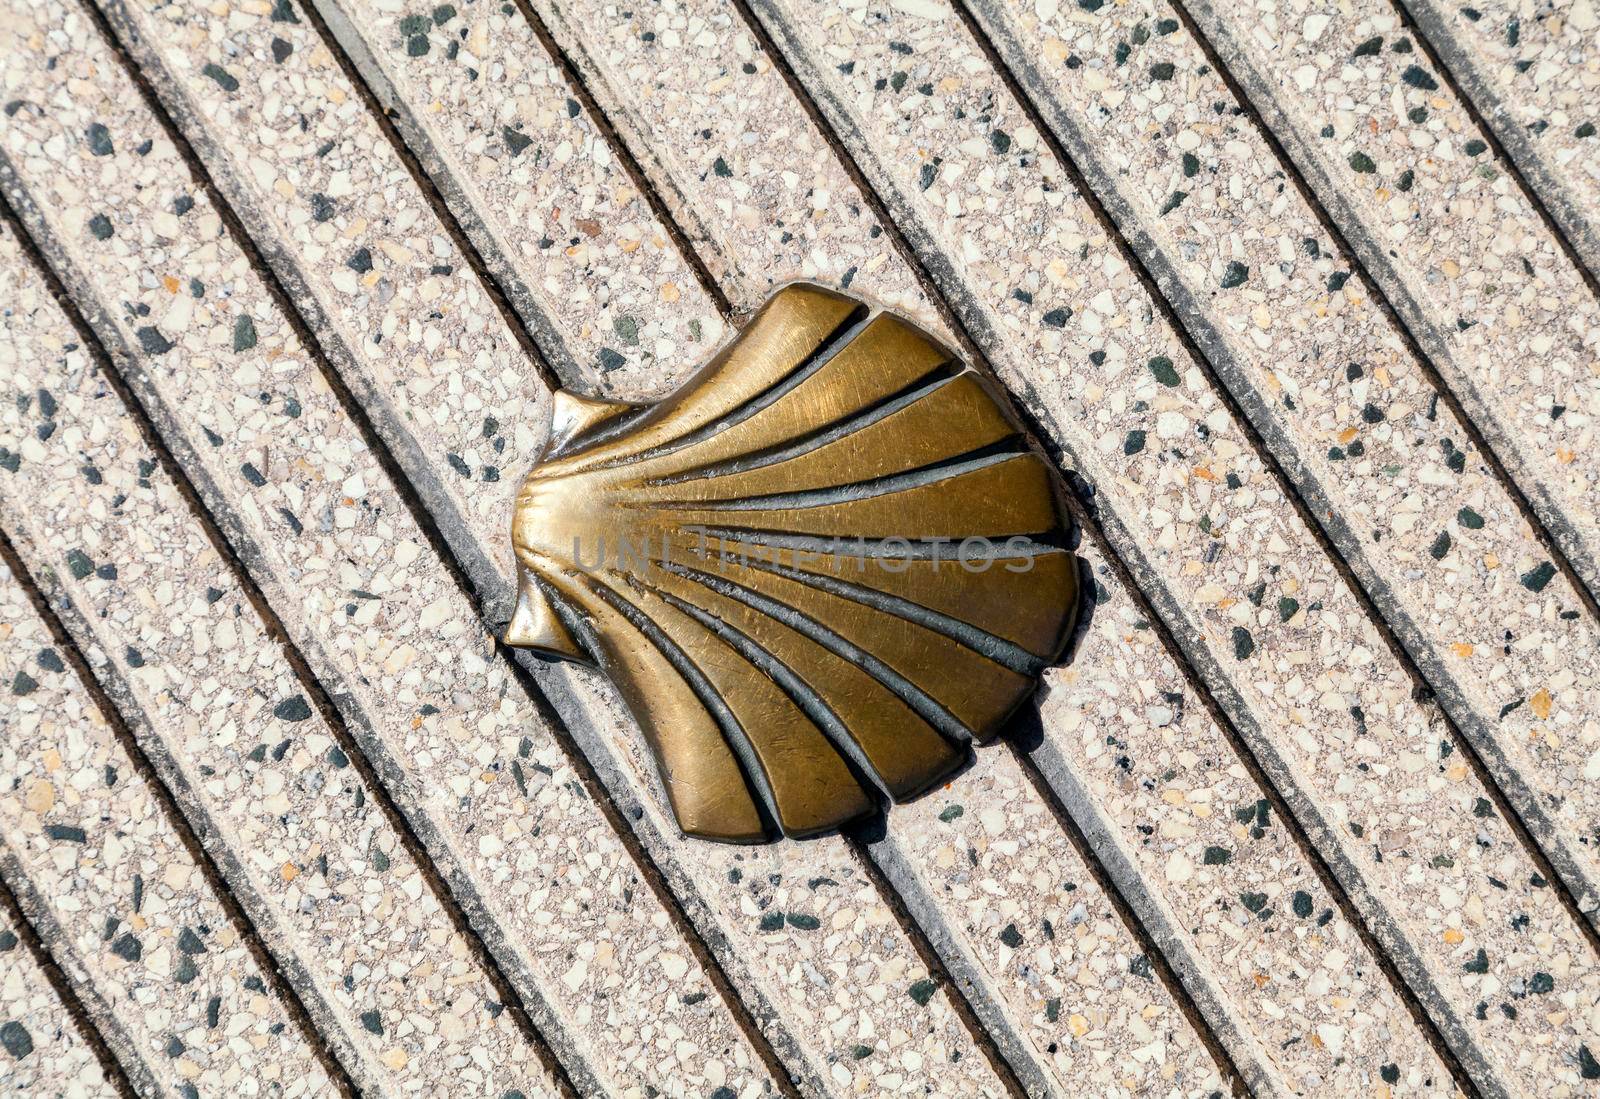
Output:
[
  {"xmin": 503, "ymin": 0, "xmax": 735, "ymax": 321},
  {"xmin": 839, "ymin": 825, "xmax": 1035, "ymax": 1099},
  {"xmin": 298, "ymin": 0, "xmax": 568, "ymax": 396}
]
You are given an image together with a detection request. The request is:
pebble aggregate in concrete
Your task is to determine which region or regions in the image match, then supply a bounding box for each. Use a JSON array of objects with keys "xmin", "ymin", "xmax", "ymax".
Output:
[
  {"xmin": 1025, "ymin": 562, "xmax": 1458, "ymax": 1097},
  {"xmin": 0, "ymin": 226, "xmax": 558, "ymax": 1097},
  {"xmin": 1398, "ymin": 0, "xmax": 1600, "ymax": 277},
  {"xmin": 529, "ymin": 650, "xmax": 1017, "ymax": 1097},
  {"xmin": 1184, "ymin": 0, "xmax": 1600, "ymax": 620},
  {"xmin": 2, "ymin": 0, "xmax": 1595, "ymax": 1089},
  {"xmin": 90, "ymin": 0, "xmax": 1024, "ymax": 1094},
  {"xmin": 0, "ymin": 568, "xmax": 334, "ymax": 1097},
  {"xmin": 866, "ymin": 749, "xmax": 1228, "ymax": 1095},
  {"xmin": 971, "ymin": 0, "xmax": 1600, "ymax": 990},
  {"xmin": 0, "ymin": 910, "xmax": 119, "ymax": 1099},
  {"xmin": 0, "ymin": 4, "xmax": 772, "ymax": 1093},
  {"xmin": 528, "ymin": 0, "xmax": 932, "ymax": 334}
]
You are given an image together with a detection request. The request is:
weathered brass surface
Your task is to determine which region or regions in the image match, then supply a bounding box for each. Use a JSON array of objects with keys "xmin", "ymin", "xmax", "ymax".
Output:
[{"xmin": 507, "ymin": 284, "xmax": 1080, "ymax": 842}]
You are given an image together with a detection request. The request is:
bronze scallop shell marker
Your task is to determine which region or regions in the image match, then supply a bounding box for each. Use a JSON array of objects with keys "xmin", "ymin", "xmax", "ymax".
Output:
[{"xmin": 507, "ymin": 284, "xmax": 1080, "ymax": 842}]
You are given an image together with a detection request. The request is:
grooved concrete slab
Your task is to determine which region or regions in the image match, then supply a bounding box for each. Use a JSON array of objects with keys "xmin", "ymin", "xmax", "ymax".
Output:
[
  {"xmin": 2, "ymin": 0, "xmax": 1598, "ymax": 1092},
  {"xmin": 59, "ymin": 0, "xmax": 1035, "ymax": 1089},
  {"xmin": 970, "ymin": 0, "xmax": 1600, "ymax": 1004}
]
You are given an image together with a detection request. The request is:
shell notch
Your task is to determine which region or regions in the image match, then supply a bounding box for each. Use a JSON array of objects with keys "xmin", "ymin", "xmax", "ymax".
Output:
[
  {"xmin": 544, "ymin": 390, "xmax": 640, "ymax": 460},
  {"xmin": 504, "ymin": 569, "xmax": 581, "ymax": 659},
  {"xmin": 505, "ymin": 282, "xmax": 1080, "ymax": 843}
]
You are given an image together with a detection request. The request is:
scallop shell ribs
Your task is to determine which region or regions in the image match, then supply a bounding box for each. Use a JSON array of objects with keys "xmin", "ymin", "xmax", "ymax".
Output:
[{"xmin": 507, "ymin": 283, "xmax": 1080, "ymax": 843}]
